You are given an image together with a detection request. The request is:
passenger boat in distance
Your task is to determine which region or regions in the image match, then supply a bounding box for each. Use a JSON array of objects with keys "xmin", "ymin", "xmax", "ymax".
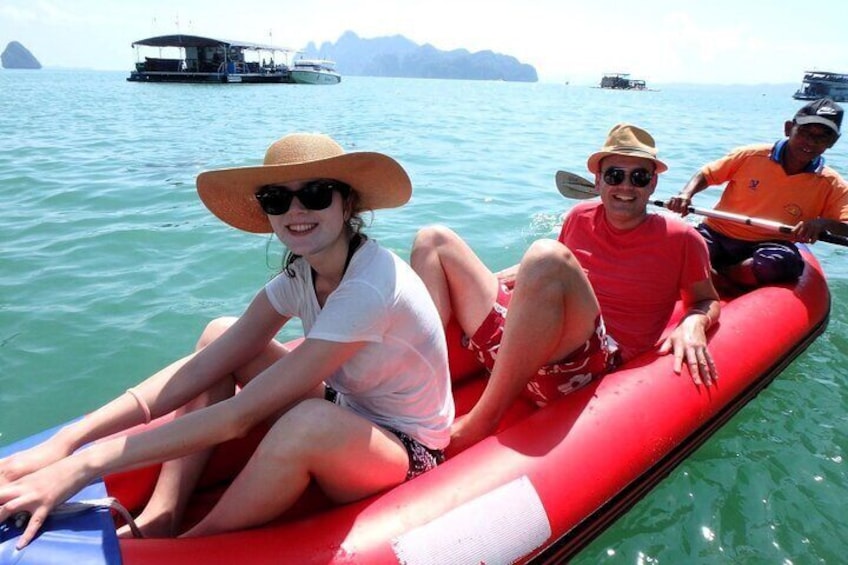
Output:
[
  {"xmin": 0, "ymin": 247, "xmax": 832, "ymax": 564},
  {"xmin": 290, "ymin": 58, "xmax": 342, "ymax": 85},
  {"xmin": 793, "ymin": 70, "xmax": 848, "ymax": 102},
  {"xmin": 127, "ymin": 35, "xmax": 295, "ymax": 84},
  {"xmin": 598, "ymin": 72, "xmax": 647, "ymax": 90}
]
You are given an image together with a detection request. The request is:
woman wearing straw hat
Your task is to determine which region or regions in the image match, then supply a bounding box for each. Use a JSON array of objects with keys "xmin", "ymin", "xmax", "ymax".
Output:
[{"xmin": 0, "ymin": 133, "xmax": 454, "ymax": 546}]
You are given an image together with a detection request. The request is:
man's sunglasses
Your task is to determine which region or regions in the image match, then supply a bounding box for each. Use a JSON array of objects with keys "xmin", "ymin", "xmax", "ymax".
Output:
[
  {"xmin": 602, "ymin": 167, "xmax": 653, "ymax": 188},
  {"xmin": 255, "ymin": 179, "xmax": 351, "ymax": 215}
]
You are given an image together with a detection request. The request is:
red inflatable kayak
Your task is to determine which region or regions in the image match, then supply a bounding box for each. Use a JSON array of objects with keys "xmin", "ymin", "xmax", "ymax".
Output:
[{"xmin": 0, "ymin": 247, "xmax": 830, "ymax": 564}]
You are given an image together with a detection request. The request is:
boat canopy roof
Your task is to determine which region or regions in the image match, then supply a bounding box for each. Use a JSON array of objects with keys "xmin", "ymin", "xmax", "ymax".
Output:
[
  {"xmin": 131, "ymin": 34, "xmax": 290, "ymax": 52},
  {"xmin": 803, "ymin": 70, "xmax": 848, "ymax": 81}
]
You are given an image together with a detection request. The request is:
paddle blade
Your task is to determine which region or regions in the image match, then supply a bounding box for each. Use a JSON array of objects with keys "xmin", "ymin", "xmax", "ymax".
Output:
[
  {"xmin": 820, "ymin": 231, "xmax": 848, "ymax": 247},
  {"xmin": 555, "ymin": 170, "xmax": 597, "ymax": 199}
]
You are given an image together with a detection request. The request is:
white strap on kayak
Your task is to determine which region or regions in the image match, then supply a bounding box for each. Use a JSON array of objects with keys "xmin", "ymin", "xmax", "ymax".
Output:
[
  {"xmin": 13, "ymin": 496, "xmax": 143, "ymax": 539},
  {"xmin": 60, "ymin": 497, "xmax": 143, "ymax": 538}
]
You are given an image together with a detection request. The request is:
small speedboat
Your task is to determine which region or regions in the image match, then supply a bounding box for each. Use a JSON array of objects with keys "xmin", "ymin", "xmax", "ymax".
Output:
[
  {"xmin": 290, "ymin": 58, "xmax": 341, "ymax": 85},
  {"xmin": 0, "ymin": 247, "xmax": 830, "ymax": 564}
]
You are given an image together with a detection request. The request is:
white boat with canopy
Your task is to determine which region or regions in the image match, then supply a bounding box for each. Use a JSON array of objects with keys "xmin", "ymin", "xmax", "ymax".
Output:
[{"xmin": 127, "ymin": 34, "xmax": 296, "ymax": 83}]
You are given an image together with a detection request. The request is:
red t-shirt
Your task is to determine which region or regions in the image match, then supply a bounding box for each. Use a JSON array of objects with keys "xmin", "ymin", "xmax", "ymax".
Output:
[{"xmin": 558, "ymin": 201, "xmax": 711, "ymax": 361}]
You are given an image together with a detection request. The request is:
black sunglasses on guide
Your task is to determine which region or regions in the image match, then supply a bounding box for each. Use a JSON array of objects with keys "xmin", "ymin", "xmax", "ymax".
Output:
[
  {"xmin": 602, "ymin": 167, "xmax": 653, "ymax": 188},
  {"xmin": 255, "ymin": 179, "xmax": 351, "ymax": 215}
]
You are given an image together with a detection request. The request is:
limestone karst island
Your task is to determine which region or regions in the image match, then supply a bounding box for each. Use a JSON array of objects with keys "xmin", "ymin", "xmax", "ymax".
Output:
[{"xmin": 1, "ymin": 41, "xmax": 42, "ymax": 69}]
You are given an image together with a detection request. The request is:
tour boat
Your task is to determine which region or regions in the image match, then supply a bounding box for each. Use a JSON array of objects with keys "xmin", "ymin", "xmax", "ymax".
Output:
[
  {"xmin": 127, "ymin": 35, "xmax": 296, "ymax": 84},
  {"xmin": 598, "ymin": 73, "xmax": 647, "ymax": 90},
  {"xmin": 0, "ymin": 247, "xmax": 831, "ymax": 564},
  {"xmin": 793, "ymin": 70, "xmax": 848, "ymax": 103}
]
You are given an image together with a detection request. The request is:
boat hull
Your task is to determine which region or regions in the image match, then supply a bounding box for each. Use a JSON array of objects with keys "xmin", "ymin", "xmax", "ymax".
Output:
[
  {"xmin": 127, "ymin": 71, "xmax": 293, "ymax": 84},
  {"xmin": 0, "ymin": 248, "xmax": 831, "ymax": 564},
  {"xmin": 290, "ymin": 70, "xmax": 341, "ymax": 85},
  {"xmin": 793, "ymin": 89, "xmax": 848, "ymax": 103}
]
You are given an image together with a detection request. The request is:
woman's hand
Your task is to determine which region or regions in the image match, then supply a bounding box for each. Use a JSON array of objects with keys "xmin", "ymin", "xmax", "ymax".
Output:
[{"xmin": 0, "ymin": 457, "xmax": 89, "ymax": 549}]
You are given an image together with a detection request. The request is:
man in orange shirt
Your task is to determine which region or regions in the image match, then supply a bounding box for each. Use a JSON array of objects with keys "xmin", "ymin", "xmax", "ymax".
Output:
[{"xmin": 667, "ymin": 98, "xmax": 848, "ymax": 288}]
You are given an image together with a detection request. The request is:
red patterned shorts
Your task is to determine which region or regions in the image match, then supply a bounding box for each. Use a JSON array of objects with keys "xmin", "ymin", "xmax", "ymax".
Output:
[{"xmin": 464, "ymin": 284, "xmax": 620, "ymax": 407}]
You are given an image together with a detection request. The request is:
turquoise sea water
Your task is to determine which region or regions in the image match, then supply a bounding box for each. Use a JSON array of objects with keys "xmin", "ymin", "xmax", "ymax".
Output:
[{"xmin": 1, "ymin": 70, "xmax": 847, "ymax": 563}]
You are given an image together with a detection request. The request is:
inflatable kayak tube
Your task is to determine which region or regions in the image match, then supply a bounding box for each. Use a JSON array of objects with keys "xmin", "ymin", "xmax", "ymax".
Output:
[{"xmin": 0, "ymin": 247, "xmax": 830, "ymax": 564}]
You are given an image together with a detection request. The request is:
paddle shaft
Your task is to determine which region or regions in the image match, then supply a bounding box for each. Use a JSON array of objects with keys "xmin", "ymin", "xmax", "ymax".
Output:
[
  {"xmin": 651, "ymin": 200, "xmax": 792, "ymax": 233},
  {"xmin": 555, "ymin": 169, "xmax": 848, "ymax": 247},
  {"xmin": 650, "ymin": 200, "xmax": 848, "ymax": 247}
]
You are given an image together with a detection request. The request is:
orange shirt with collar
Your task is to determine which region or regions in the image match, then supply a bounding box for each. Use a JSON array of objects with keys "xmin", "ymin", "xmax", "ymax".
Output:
[{"xmin": 702, "ymin": 142, "xmax": 848, "ymax": 241}]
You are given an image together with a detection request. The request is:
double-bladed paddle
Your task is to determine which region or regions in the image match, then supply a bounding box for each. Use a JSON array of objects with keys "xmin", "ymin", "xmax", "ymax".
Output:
[{"xmin": 554, "ymin": 170, "xmax": 848, "ymax": 247}]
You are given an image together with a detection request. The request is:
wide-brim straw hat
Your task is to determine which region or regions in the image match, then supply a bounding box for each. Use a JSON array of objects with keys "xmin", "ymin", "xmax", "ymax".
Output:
[
  {"xmin": 197, "ymin": 133, "xmax": 412, "ymax": 233},
  {"xmin": 586, "ymin": 123, "xmax": 668, "ymax": 174}
]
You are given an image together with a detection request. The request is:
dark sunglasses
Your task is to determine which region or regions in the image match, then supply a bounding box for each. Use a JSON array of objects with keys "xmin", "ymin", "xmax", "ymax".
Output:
[
  {"xmin": 602, "ymin": 167, "xmax": 653, "ymax": 188},
  {"xmin": 255, "ymin": 179, "xmax": 351, "ymax": 215}
]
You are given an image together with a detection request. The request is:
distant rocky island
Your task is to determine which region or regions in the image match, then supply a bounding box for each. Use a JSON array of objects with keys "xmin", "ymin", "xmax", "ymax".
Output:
[
  {"xmin": 302, "ymin": 31, "xmax": 537, "ymax": 82},
  {"xmin": 1, "ymin": 41, "xmax": 42, "ymax": 69}
]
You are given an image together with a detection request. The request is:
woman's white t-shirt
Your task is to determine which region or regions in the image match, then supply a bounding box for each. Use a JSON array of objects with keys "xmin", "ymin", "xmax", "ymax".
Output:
[{"xmin": 264, "ymin": 238, "xmax": 454, "ymax": 449}]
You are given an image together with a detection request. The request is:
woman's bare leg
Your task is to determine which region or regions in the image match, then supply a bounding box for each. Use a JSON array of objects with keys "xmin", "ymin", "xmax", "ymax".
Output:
[
  {"xmin": 117, "ymin": 317, "xmax": 291, "ymax": 538},
  {"xmin": 181, "ymin": 399, "xmax": 408, "ymax": 536}
]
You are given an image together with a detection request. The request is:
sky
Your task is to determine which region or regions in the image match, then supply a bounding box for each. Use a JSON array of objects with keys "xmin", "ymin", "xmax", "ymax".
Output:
[{"xmin": 1, "ymin": 0, "xmax": 846, "ymax": 85}]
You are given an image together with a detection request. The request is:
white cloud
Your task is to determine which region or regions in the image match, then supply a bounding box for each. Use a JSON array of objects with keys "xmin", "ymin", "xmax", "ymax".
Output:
[{"xmin": 0, "ymin": 4, "xmax": 38, "ymax": 22}]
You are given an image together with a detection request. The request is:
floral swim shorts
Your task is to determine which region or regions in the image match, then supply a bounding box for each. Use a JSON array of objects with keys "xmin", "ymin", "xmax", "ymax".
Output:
[
  {"xmin": 464, "ymin": 284, "xmax": 620, "ymax": 407},
  {"xmin": 325, "ymin": 386, "xmax": 444, "ymax": 480}
]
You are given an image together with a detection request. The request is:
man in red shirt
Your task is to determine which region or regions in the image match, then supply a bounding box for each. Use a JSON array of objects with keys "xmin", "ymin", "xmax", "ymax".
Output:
[
  {"xmin": 667, "ymin": 98, "xmax": 848, "ymax": 288},
  {"xmin": 411, "ymin": 124, "xmax": 720, "ymax": 451}
]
